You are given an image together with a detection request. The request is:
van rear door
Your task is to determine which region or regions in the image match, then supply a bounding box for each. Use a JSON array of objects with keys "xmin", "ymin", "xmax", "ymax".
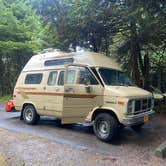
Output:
[{"xmin": 62, "ymin": 65, "xmax": 104, "ymax": 124}]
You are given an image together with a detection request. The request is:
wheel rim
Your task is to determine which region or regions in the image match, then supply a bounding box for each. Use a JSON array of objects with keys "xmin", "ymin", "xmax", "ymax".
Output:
[
  {"xmin": 96, "ymin": 119, "xmax": 109, "ymax": 138},
  {"xmin": 25, "ymin": 108, "xmax": 33, "ymax": 122}
]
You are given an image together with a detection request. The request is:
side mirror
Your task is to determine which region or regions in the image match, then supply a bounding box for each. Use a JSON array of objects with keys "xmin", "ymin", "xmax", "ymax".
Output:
[{"xmin": 85, "ymin": 86, "xmax": 92, "ymax": 93}]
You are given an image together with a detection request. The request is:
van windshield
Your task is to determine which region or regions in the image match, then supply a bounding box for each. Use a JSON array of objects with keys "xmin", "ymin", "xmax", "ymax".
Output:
[{"xmin": 99, "ymin": 68, "xmax": 135, "ymax": 86}]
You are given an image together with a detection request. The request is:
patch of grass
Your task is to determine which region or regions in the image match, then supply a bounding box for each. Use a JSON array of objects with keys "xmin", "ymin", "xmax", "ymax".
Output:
[
  {"xmin": 16, "ymin": 160, "xmax": 26, "ymax": 166},
  {"xmin": 0, "ymin": 95, "xmax": 12, "ymax": 102}
]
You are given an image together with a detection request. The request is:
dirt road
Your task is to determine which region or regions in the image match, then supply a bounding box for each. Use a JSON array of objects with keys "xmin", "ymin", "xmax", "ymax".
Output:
[{"xmin": 0, "ymin": 103, "xmax": 165, "ymax": 166}]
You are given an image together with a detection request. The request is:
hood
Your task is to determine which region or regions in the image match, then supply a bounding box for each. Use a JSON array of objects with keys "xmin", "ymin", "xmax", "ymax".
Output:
[{"xmin": 105, "ymin": 86, "xmax": 152, "ymax": 98}]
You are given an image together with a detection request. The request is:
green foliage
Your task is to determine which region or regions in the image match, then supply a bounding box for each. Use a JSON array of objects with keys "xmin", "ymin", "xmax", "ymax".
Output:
[
  {"xmin": 0, "ymin": 0, "xmax": 165, "ymax": 95},
  {"xmin": 110, "ymin": 0, "xmax": 166, "ymax": 89},
  {"xmin": 0, "ymin": 0, "xmax": 49, "ymax": 96},
  {"xmin": 30, "ymin": 0, "xmax": 118, "ymax": 53},
  {"xmin": 0, "ymin": 95, "xmax": 12, "ymax": 102}
]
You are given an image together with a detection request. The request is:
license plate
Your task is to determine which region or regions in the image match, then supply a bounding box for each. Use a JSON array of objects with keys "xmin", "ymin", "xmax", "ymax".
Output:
[{"xmin": 144, "ymin": 115, "xmax": 149, "ymax": 122}]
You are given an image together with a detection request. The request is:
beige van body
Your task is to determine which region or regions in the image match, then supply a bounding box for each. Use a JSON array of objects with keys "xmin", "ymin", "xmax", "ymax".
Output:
[{"xmin": 13, "ymin": 50, "xmax": 155, "ymax": 141}]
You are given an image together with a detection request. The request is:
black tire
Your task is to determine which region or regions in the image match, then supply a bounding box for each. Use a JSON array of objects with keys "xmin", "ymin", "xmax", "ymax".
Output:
[
  {"xmin": 119, "ymin": 124, "xmax": 125, "ymax": 130},
  {"xmin": 93, "ymin": 113, "xmax": 118, "ymax": 142},
  {"xmin": 131, "ymin": 123, "xmax": 144, "ymax": 131},
  {"xmin": 23, "ymin": 105, "xmax": 40, "ymax": 125}
]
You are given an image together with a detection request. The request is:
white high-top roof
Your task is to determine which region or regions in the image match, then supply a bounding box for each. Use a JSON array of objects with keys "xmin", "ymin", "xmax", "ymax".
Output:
[{"xmin": 22, "ymin": 50, "xmax": 121, "ymax": 72}]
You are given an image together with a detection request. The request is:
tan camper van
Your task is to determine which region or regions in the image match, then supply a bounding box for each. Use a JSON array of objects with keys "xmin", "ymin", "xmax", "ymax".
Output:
[{"xmin": 13, "ymin": 50, "xmax": 155, "ymax": 142}]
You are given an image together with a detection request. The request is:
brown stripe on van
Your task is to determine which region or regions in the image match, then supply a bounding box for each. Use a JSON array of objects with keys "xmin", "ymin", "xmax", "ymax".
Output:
[
  {"xmin": 17, "ymin": 91, "xmax": 97, "ymax": 98},
  {"xmin": 17, "ymin": 92, "xmax": 64, "ymax": 96},
  {"xmin": 64, "ymin": 94, "xmax": 97, "ymax": 98}
]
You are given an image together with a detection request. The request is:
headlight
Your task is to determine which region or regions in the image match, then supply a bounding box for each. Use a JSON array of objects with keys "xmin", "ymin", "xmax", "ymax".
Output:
[{"xmin": 127, "ymin": 99, "xmax": 135, "ymax": 114}]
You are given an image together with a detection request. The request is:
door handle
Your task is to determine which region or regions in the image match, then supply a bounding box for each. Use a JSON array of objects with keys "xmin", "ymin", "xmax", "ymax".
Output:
[
  {"xmin": 55, "ymin": 88, "xmax": 60, "ymax": 92},
  {"xmin": 65, "ymin": 87, "xmax": 74, "ymax": 93},
  {"xmin": 85, "ymin": 86, "xmax": 92, "ymax": 93}
]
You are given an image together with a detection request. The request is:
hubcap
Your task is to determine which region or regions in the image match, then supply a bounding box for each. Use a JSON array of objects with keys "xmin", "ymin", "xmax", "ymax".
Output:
[
  {"xmin": 97, "ymin": 120, "xmax": 109, "ymax": 136},
  {"xmin": 25, "ymin": 108, "xmax": 33, "ymax": 121}
]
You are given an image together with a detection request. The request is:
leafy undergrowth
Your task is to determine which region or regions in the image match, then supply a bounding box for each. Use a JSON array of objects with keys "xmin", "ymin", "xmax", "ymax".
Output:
[{"xmin": 0, "ymin": 95, "xmax": 12, "ymax": 103}]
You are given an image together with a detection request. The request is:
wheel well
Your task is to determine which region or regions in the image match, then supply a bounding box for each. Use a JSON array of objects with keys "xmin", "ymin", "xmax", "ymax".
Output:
[{"xmin": 92, "ymin": 109, "xmax": 120, "ymax": 124}]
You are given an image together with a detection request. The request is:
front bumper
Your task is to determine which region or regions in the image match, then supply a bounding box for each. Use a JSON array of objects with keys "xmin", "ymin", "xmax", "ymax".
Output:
[{"xmin": 122, "ymin": 110, "xmax": 155, "ymax": 126}]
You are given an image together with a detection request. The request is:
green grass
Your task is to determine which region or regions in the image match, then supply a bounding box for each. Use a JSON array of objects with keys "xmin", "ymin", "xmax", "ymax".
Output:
[{"xmin": 0, "ymin": 95, "xmax": 12, "ymax": 102}]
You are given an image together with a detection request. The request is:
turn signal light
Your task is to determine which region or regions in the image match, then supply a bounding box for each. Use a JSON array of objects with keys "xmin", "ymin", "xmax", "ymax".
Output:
[{"xmin": 117, "ymin": 101, "xmax": 125, "ymax": 105}]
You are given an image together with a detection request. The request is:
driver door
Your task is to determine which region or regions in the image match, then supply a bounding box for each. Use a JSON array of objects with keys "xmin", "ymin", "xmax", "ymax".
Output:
[{"xmin": 62, "ymin": 65, "xmax": 104, "ymax": 124}]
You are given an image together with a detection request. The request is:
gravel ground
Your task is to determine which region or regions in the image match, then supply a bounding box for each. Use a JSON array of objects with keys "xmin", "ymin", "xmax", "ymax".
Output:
[
  {"xmin": 0, "ymin": 102, "xmax": 165, "ymax": 166},
  {"xmin": 0, "ymin": 116, "xmax": 166, "ymax": 166}
]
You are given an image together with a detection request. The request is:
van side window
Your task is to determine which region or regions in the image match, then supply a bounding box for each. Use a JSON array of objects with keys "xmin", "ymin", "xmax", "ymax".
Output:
[
  {"xmin": 67, "ymin": 66, "xmax": 98, "ymax": 85},
  {"xmin": 25, "ymin": 73, "xmax": 43, "ymax": 84},
  {"xmin": 66, "ymin": 67, "xmax": 76, "ymax": 84},
  {"xmin": 78, "ymin": 67, "xmax": 99, "ymax": 85},
  {"xmin": 47, "ymin": 71, "xmax": 58, "ymax": 86},
  {"xmin": 44, "ymin": 58, "xmax": 74, "ymax": 66},
  {"xmin": 58, "ymin": 71, "xmax": 64, "ymax": 85}
]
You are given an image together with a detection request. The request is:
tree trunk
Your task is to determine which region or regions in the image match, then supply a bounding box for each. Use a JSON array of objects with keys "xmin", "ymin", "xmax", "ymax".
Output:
[
  {"xmin": 91, "ymin": 35, "xmax": 98, "ymax": 52},
  {"xmin": 130, "ymin": 40, "xmax": 141, "ymax": 86},
  {"xmin": 143, "ymin": 53, "xmax": 150, "ymax": 90},
  {"xmin": 157, "ymin": 69, "xmax": 161, "ymax": 90},
  {"xmin": 129, "ymin": 22, "xmax": 141, "ymax": 86},
  {"xmin": 105, "ymin": 33, "xmax": 110, "ymax": 56},
  {"xmin": 0, "ymin": 57, "xmax": 4, "ymax": 96}
]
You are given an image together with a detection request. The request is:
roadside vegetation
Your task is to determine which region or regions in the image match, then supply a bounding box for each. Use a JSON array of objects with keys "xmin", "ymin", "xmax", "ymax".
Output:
[
  {"xmin": 0, "ymin": 0, "xmax": 165, "ymax": 109},
  {"xmin": 0, "ymin": 95, "xmax": 12, "ymax": 103}
]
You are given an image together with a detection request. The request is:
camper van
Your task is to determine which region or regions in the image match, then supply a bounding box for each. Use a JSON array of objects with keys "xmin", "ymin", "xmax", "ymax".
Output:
[{"xmin": 13, "ymin": 50, "xmax": 155, "ymax": 142}]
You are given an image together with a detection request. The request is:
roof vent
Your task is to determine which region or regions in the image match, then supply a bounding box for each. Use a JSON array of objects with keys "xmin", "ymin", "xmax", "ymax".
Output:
[{"xmin": 39, "ymin": 48, "xmax": 61, "ymax": 54}]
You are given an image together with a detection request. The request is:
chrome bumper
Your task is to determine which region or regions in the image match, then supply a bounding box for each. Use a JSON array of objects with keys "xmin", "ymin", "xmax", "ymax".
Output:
[{"xmin": 122, "ymin": 110, "xmax": 155, "ymax": 126}]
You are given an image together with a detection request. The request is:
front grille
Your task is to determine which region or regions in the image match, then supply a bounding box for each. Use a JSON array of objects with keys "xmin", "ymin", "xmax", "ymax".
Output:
[
  {"xmin": 148, "ymin": 98, "xmax": 152, "ymax": 108},
  {"xmin": 134, "ymin": 98, "xmax": 152, "ymax": 114},
  {"xmin": 135, "ymin": 100, "xmax": 141, "ymax": 111},
  {"xmin": 142, "ymin": 99, "xmax": 148, "ymax": 110}
]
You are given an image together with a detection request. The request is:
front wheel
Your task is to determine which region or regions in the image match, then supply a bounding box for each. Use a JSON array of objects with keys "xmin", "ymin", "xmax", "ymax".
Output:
[
  {"xmin": 23, "ymin": 105, "xmax": 40, "ymax": 125},
  {"xmin": 93, "ymin": 113, "xmax": 118, "ymax": 142}
]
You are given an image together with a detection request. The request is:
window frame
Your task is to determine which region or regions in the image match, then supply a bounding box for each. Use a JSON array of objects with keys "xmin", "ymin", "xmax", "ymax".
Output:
[
  {"xmin": 47, "ymin": 71, "xmax": 58, "ymax": 86},
  {"xmin": 24, "ymin": 73, "xmax": 43, "ymax": 85},
  {"xmin": 58, "ymin": 70, "xmax": 65, "ymax": 86}
]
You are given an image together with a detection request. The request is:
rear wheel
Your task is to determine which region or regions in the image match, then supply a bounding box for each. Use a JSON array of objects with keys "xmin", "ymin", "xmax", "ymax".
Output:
[
  {"xmin": 23, "ymin": 105, "xmax": 40, "ymax": 125},
  {"xmin": 93, "ymin": 113, "xmax": 118, "ymax": 142}
]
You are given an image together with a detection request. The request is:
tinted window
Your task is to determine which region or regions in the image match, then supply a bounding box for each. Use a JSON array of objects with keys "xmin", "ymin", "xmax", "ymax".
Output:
[
  {"xmin": 67, "ymin": 66, "xmax": 98, "ymax": 85},
  {"xmin": 25, "ymin": 73, "xmax": 42, "ymax": 84},
  {"xmin": 58, "ymin": 71, "xmax": 64, "ymax": 85},
  {"xmin": 47, "ymin": 71, "xmax": 58, "ymax": 86},
  {"xmin": 45, "ymin": 58, "xmax": 74, "ymax": 66},
  {"xmin": 78, "ymin": 67, "xmax": 98, "ymax": 85}
]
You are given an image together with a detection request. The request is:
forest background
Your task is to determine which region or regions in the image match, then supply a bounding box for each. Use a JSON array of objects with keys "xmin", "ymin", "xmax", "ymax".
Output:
[{"xmin": 0, "ymin": 0, "xmax": 165, "ymax": 99}]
